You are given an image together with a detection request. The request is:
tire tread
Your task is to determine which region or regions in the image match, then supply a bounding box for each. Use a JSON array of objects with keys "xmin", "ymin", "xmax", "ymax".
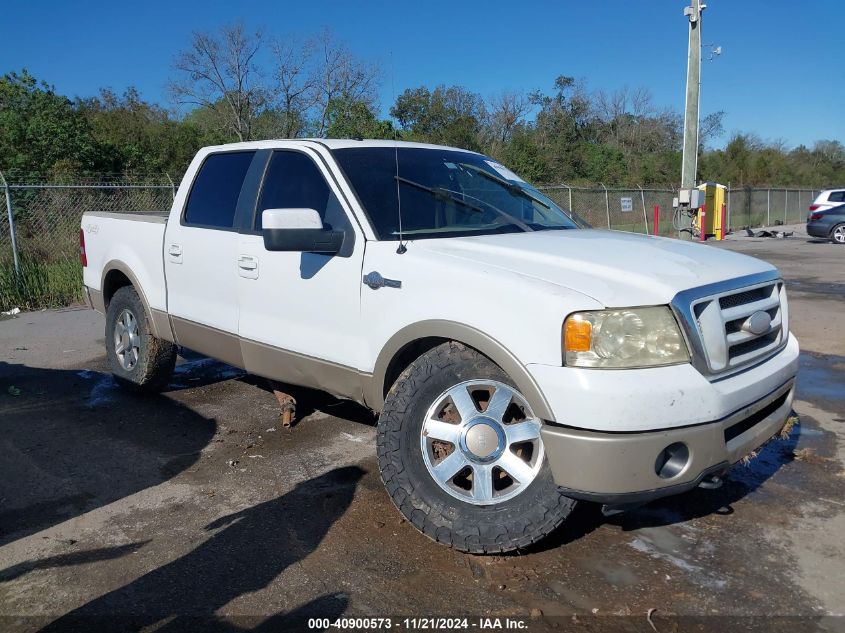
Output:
[
  {"xmin": 106, "ymin": 286, "xmax": 176, "ymax": 393},
  {"xmin": 377, "ymin": 341, "xmax": 576, "ymax": 554}
]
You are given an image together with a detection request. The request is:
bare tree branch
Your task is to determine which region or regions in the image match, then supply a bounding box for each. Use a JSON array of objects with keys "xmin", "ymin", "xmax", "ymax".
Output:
[{"xmin": 169, "ymin": 24, "xmax": 266, "ymax": 142}]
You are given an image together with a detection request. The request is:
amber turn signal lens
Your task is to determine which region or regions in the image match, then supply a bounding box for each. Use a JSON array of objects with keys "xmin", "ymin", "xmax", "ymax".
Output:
[{"xmin": 564, "ymin": 317, "xmax": 592, "ymax": 352}]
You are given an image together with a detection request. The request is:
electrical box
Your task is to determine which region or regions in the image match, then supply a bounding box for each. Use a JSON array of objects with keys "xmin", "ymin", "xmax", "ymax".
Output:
[{"xmin": 678, "ymin": 188, "xmax": 704, "ymax": 209}]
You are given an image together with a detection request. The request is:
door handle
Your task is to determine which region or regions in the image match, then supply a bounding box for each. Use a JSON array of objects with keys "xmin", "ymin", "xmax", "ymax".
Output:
[
  {"xmin": 168, "ymin": 244, "xmax": 183, "ymax": 264},
  {"xmin": 238, "ymin": 254, "xmax": 259, "ymax": 279},
  {"xmin": 238, "ymin": 256, "xmax": 258, "ymax": 270}
]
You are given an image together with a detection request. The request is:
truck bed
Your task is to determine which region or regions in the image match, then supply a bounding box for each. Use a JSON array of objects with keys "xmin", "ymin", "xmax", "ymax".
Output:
[{"xmin": 81, "ymin": 210, "xmax": 169, "ymax": 316}]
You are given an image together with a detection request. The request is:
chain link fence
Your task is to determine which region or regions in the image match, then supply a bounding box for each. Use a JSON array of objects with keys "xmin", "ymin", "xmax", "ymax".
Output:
[
  {"xmin": 537, "ymin": 184, "xmax": 817, "ymax": 237},
  {"xmin": 1, "ymin": 176, "xmax": 173, "ymax": 310},
  {"xmin": 0, "ymin": 174, "xmax": 820, "ymax": 311}
]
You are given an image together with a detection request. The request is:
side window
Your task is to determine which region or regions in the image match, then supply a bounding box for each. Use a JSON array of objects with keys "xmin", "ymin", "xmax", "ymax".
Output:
[
  {"xmin": 184, "ymin": 151, "xmax": 255, "ymax": 228},
  {"xmin": 255, "ymin": 151, "xmax": 340, "ymax": 230},
  {"xmin": 828, "ymin": 191, "xmax": 845, "ymax": 203}
]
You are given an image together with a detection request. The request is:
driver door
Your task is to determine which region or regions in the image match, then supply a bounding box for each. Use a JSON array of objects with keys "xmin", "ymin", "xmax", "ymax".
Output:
[{"xmin": 236, "ymin": 147, "xmax": 366, "ymax": 400}]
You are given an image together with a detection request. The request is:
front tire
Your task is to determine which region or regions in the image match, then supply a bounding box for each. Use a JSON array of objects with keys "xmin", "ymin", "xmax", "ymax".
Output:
[
  {"xmin": 377, "ymin": 342, "xmax": 576, "ymax": 554},
  {"xmin": 105, "ymin": 286, "xmax": 176, "ymax": 392}
]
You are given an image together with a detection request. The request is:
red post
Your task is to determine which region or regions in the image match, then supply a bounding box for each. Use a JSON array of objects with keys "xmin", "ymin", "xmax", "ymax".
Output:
[
  {"xmin": 720, "ymin": 203, "xmax": 727, "ymax": 239},
  {"xmin": 653, "ymin": 205, "xmax": 659, "ymax": 236},
  {"xmin": 699, "ymin": 204, "xmax": 707, "ymax": 242}
]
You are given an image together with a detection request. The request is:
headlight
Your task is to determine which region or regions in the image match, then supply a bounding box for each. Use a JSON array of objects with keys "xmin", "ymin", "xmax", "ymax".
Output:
[{"xmin": 564, "ymin": 307, "xmax": 689, "ymax": 368}]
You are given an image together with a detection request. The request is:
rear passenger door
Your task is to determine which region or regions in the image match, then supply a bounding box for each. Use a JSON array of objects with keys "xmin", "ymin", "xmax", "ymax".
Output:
[{"xmin": 164, "ymin": 149, "xmax": 257, "ymax": 366}]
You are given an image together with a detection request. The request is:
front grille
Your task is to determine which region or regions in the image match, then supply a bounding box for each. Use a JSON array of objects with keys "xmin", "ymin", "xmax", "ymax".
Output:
[
  {"xmin": 719, "ymin": 287, "xmax": 770, "ymax": 309},
  {"xmin": 689, "ymin": 280, "xmax": 787, "ymax": 374},
  {"xmin": 729, "ymin": 331, "xmax": 779, "ymax": 359}
]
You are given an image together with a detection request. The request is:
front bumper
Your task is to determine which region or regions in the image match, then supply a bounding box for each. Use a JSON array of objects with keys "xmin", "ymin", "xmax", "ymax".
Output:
[
  {"xmin": 541, "ymin": 379, "xmax": 794, "ymax": 504},
  {"xmin": 530, "ymin": 333, "xmax": 799, "ymax": 503}
]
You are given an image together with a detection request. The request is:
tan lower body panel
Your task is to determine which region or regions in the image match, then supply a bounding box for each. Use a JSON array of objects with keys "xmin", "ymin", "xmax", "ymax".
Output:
[
  {"xmin": 168, "ymin": 316, "xmax": 367, "ymax": 402},
  {"xmin": 84, "ymin": 285, "xmax": 174, "ymax": 342},
  {"xmin": 86, "ymin": 287, "xmax": 105, "ymax": 314},
  {"xmin": 241, "ymin": 339, "xmax": 366, "ymax": 402},
  {"xmin": 170, "ymin": 317, "xmax": 245, "ymax": 369},
  {"xmin": 150, "ymin": 309, "xmax": 175, "ymax": 343},
  {"xmin": 541, "ymin": 380, "xmax": 795, "ymax": 496}
]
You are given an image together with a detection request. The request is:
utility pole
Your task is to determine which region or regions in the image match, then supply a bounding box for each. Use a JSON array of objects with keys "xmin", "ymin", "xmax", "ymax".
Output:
[{"xmin": 680, "ymin": 0, "xmax": 703, "ymax": 191}]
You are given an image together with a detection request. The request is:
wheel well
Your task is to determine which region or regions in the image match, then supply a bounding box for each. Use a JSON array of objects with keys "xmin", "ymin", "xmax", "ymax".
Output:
[
  {"xmin": 102, "ymin": 269, "xmax": 132, "ymax": 309},
  {"xmin": 382, "ymin": 337, "xmax": 448, "ymax": 398}
]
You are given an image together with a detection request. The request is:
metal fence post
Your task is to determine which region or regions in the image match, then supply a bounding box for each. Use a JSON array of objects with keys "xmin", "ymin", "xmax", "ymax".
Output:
[
  {"xmin": 638, "ymin": 185, "xmax": 648, "ymax": 234},
  {"xmin": 766, "ymin": 189, "xmax": 771, "ymax": 226},
  {"xmin": 784, "ymin": 189, "xmax": 788, "ymax": 224},
  {"xmin": 567, "ymin": 185, "xmax": 572, "ymax": 212},
  {"xmin": 166, "ymin": 173, "xmax": 176, "ymax": 200},
  {"xmin": 0, "ymin": 171, "xmax": 20, "ymax": 278},
  {"xmin": 600, "ymin": 183, "xmax": 610, "ymax": 229},
  {"xmin": 727, "ymin": 182, "xmax": 731, "ymax": 230}
]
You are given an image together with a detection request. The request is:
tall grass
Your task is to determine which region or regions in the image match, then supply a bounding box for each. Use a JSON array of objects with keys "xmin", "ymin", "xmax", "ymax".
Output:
[{"xmin": 0, "ymin": 255, "xmax": 83, "ymax": 312}]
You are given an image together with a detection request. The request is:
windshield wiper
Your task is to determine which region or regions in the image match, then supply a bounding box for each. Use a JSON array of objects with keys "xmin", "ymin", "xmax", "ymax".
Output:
[
  {"xmin": 457, "ymin": 163, "xmax": 550, "ymax": 209},
  {"xmin": 395, "ymin": 176, "xmax": 533, "ymax": 232}
]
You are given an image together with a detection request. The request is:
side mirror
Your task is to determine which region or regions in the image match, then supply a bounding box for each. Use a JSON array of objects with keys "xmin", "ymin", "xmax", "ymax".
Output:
[{"xmin": 262, "ymin": 208, "xmax": 344, "ymax": 254}]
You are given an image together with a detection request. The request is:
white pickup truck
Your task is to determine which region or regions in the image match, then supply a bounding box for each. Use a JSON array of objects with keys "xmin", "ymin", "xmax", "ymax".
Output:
[{"xmin": 81, "ymin": 140, "xmax": 799, "ymax": 553}]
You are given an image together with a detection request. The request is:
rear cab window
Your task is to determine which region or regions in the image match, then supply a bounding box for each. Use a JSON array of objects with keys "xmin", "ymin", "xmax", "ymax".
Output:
[
  {"xmin": 183, "ymin": 151, "xmax": 256, "ymax": 229},
  {"xmin": 827, "ymin": 191, "xmax": 845, "ymax": 203}
]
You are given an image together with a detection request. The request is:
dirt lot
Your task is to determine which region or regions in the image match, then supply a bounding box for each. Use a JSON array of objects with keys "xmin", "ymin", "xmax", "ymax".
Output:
[{"xmin": 1, "ymin": 225, "xmax": 843, "ymax": 632}]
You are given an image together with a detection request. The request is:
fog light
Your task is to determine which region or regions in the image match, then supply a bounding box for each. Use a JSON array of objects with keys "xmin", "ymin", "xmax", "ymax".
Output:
[{"xmin": 655, "ymin": 442, "xmax": 689, "ymax": 479}]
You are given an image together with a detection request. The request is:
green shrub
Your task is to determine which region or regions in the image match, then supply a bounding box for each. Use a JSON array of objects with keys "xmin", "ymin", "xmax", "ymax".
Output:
[{"xmin": 0, "ymin": 254, "xmax": 83, "ymax": 312}]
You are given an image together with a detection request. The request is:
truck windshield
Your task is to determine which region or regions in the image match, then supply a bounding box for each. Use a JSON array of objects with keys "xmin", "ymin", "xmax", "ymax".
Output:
[{"xmin": 332, "ymin": 147, "xmax": 584, "ymax": 240}]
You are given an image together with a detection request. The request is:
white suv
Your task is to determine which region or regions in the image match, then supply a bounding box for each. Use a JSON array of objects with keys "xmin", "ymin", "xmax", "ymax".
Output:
[{"xmin": 809, "ymin": 188, "xmax": 845, "ymax": 214}]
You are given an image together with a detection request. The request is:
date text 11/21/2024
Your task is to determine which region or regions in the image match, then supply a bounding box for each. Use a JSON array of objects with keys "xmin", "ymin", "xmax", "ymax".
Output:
[{"xmin": 306, "ymin": 617, "xmax": 530, "ymax": 630}]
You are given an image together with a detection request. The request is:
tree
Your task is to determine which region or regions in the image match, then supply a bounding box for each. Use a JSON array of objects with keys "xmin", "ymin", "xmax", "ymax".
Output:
[
  {"xmin": 324, "ymin": 98, "xmax": 393, "ymax": 139},
  {"xmin": 487, "ymin": 90, "xmax": 531, "ymax": 146},
  {"xmin": 496, "ymin": 127, "xmax": 551, "ymax": 183},
  {"xmin": 699, "ymin": 111, "xmax": 725, "ymax": 148},
  {"xmin": 268, "ymin": 36, "xmax": 316, "ymax": 138},
  {"xmin": 265, "ymin": 30, "xmax": 381, "ymax": 138},
  {"xmin": 310, "ymin": 30, "xmax": 381, "ymax": 137},
  {"xmin": 76, "ymin": 86, "xmax": 209, "ymax": 176},
  {"xmin": 391, "ymin": 85, "xmax": 487, "ymax": 150},
  {"xmin": 170, "ymin": 24, "xmax": 266, "ymax": 142},
  {"xmin": 0, "ymin": 69, "xmax": 99, "ymax": 176}
]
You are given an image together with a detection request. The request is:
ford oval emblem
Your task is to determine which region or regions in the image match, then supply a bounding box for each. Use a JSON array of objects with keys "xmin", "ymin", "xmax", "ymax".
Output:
[{"xmin": 742, "ymin": 311, "xmax": 772, "ymax": 336}]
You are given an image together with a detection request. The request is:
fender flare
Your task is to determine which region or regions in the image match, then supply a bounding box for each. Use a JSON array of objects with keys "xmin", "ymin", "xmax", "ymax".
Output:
[
  {"xmin": 366, "ymin": 319, "xmax": 555, "ymax": 421},
  {"xmin": 100, "ymin": 260, "xmax": 174, "ymax": 341}
]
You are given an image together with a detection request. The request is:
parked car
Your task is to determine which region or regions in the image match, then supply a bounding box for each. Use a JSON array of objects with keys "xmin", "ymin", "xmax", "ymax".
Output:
[
  {"xmin": 807, "ymin": 203, "xmax": 845, "ymax": 243},
  {"xmin": 808, "ymin": 188, "xmax": 845, "ymax": 215},
  {"xmin": 80, "ymin": 140, "xmax": 799, "ymax": 553}
]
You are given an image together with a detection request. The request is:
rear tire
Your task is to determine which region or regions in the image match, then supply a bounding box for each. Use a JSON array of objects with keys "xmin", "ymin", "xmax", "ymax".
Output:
[
  {"xmin": 377, "ymin": 341, "xmax": 577, "ymax": 554},
  {"xmin": 105, "ymin": 286, "xmax": 176, "ymax": 392},
  {"xmin": 830, "ymin": 224, "xmax": 845, "ymax": 244}
]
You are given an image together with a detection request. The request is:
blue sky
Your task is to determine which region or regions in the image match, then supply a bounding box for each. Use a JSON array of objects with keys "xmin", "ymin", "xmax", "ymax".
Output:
[{"xmin": 2, "ymin": 0, "xmax": 842, "ymax": 148}]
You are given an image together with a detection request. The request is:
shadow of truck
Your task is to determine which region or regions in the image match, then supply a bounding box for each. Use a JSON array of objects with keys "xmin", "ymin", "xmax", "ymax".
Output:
[{"xmin": 0, "ymin": 361, "xmax": 216, "ymax": 548}]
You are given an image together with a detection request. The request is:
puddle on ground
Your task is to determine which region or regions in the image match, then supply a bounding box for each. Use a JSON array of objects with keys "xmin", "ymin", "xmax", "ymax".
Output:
[{"xmin": 797, "ymin": 354, "xmax": 845, "ymax": 403}]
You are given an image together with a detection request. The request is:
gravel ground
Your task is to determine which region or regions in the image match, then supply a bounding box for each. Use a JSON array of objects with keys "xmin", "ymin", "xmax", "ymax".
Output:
[{"xmin": 0, "ymin": 226, "xmax": 843, "ymax": 632}]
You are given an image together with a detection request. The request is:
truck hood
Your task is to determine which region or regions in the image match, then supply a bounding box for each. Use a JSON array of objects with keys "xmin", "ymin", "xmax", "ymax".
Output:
[{"xmin": 415, "ymin": 229, "xmax": 776, "ymax": 306}]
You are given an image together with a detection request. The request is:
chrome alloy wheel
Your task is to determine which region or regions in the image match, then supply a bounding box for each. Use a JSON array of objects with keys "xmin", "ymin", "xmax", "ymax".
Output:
[
  {"xmin": 834, "ymin": 226, "xmax": 845, "ymax": 244},
  {"xmin": 113, "ymin": 308, "xmax": 140, "ymax": 371},
  {"xmin": 420, "ymin": 380, "xmax": 544, "ymax": 506}
]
